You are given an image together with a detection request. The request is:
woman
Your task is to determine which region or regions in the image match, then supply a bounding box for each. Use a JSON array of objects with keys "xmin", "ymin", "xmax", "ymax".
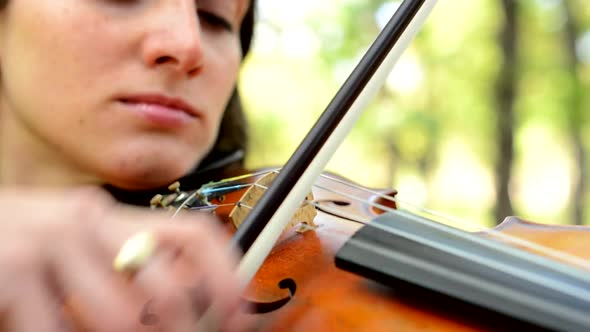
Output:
[{"xmin": 0, "ymin": 0, "xmax": 256, "ymax": 331}]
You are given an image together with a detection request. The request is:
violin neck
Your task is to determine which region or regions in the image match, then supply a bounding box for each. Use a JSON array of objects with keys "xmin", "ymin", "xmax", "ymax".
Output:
[{"xmin": 335, "ymin": 210, "xmax": 590, "ymax": 331}]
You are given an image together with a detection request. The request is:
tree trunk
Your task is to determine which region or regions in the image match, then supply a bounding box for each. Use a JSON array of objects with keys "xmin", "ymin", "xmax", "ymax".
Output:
[
  {"xmin": 493, "ymin": 0, "xmax": 518, "ymax": 223},
  {"xmin": 563, "ymin": 0, "xmax": 586, "ymax": 225}
]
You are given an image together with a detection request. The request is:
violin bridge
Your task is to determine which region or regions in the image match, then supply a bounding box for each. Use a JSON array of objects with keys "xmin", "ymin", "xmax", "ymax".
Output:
[{"xmin": 229, "ymin": 172, "xmax": 317, "ymax": 233}]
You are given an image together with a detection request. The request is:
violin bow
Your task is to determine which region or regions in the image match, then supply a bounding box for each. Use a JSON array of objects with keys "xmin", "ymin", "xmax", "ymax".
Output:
[
  {"xmin": 195, "ymin": 1, "xmax": 437, "ymax": 329},
  {"xmin": 232, "ymin": 0, "xmax": 437, "ymax": 288},
  {"xmin": 211, "ymin": 1, "xmax": 590, "ymax": 330}
]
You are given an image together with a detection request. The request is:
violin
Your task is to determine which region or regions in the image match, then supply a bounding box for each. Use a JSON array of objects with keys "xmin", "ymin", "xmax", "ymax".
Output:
[
  {"xmin": 84, "ymin": 0, "xmax": 590, "ymax": 330},
  {"xmin": 149, "ymin": 0, "xmax": 590, "ymax": 330},
  {"xmin": 150, "ymin": 168, "xmax": 590, "ymax": 331}
]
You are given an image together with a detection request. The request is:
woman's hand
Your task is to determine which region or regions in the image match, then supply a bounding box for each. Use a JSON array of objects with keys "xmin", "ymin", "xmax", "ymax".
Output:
[{"xmin": 0, "ymin": 187, "xmax": 249, "ymax": 332}]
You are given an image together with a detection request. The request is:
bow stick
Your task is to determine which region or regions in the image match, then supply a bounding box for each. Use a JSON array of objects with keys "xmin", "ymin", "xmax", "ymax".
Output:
[
  {"xmin": 196, "ymin": 0, "xmax": 438, "ymax": 329},
  {"xmin": 233, "ymin": 0, "xmax": 438, "ymax": 289}
]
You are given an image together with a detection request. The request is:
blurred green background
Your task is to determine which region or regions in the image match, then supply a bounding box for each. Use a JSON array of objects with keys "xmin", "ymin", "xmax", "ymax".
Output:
[{"xmin": 237, "ymin": 0, "xmax": 590, "ymax": 228}]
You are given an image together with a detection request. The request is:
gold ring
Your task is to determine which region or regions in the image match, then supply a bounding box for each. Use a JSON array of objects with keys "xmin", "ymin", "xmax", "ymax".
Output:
[{"xmin": 113, "ymin": 230, "xmax": 157, "ymax": 273}]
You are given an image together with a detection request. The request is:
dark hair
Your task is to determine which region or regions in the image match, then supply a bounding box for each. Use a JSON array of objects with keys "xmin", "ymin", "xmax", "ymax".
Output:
[{"xmin": 194, "ymin": 1, "xmax": 256, "ymax": 181}]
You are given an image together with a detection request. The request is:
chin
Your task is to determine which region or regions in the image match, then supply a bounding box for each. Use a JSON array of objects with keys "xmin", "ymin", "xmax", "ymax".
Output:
[
  {"xmin": 100, "ymin": 155, "xmax": 200, "ymax": 191},
  {"xmin": 88, "ymin": 136, "xmax": 213, "ymax": 190},
  {"xmin": 109, "ymin": 176, "xmax": 179, "ymax": 191}
]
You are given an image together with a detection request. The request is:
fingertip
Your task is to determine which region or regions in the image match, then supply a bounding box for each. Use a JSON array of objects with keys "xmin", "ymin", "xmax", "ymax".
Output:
[{"xmin": 219, "ymin": 308, "xmax": 260, "ymax": 332}]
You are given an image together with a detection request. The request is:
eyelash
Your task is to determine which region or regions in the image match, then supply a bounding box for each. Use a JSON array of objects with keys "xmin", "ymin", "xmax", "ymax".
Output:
[
  {"xmin": 103, "ymin": 1, "xmax": 234, "ymax": 33},
  {"xmin": 198, "ymin": 10, "xmax": 234, "ymax": 32}
]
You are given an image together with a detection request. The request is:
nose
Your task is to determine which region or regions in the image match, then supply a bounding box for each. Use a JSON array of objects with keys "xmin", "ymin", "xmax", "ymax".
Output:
[{"xmin": 141, "ymin": 2, "xmax": 204, "ymax": 76}]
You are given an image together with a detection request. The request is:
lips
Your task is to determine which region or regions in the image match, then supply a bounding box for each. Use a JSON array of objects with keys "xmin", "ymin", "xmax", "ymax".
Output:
[
  {"xmin": 117, "ymin": 93, "xmax": 202, "ymax": 127},
  {"xmin": 119, "ymin": 94, "xmax": 200, "ymax": 117}
]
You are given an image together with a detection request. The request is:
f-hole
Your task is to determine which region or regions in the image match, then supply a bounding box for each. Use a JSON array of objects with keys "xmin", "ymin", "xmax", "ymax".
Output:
[{"xmin": 247, "ymin": 278, "xmax": 297, "ymax": 314}]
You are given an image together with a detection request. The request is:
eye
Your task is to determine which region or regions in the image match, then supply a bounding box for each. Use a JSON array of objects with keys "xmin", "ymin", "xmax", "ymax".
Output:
[{"xmin": 198, "ymin": 10, "xmax": 234, "ymax": 32}]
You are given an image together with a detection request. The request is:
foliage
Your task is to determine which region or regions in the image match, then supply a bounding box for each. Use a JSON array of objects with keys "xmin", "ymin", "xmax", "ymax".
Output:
[{"xmin": 240, "ymin": 0, "xmax": 590, "ymax": 227}]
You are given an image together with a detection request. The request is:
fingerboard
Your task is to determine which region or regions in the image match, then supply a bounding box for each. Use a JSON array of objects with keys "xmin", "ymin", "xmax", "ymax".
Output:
[{"xmin": 335, "ymin": 211, "xmax": 590, "ymax": 331}]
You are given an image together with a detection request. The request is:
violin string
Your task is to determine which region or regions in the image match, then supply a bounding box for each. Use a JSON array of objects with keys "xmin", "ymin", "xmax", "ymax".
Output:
[
  {"xmin": 189, "ymin": 202, "xmax": 255, "ymax": 211},
  {"xmin": 177, "ymin": 169, "xmax": 590, "ymax": 270},
  {"xmin": 171, "ymin": 170, "xmax": 276, "ymax": 217},
  {"xmin": 199, "ymin": 183, "xmax": 253, "ymax": 196},
  {"xmin": 173, "ymin": 190, "xmax": 200, "ymax": 217},
  {"xmin": 314, "ymin": 173, "xmax": 590, "ymax": 270},
  {"xmin": 233, "ymin": 182, "xmax": 372, "ymax": 224},
  {"xmin": 197, "ymin": 169, "xmax": 280, "ymax": 191},
  {"xmin": 236, "ymin": 202, "xmax": 254, "ymax": 209},
  {"xmin": 201, "ymin": 178, "xmax": 370, "ymax": 224},
  {"xmin": 358, "ymin": 208, "xmax": 590, "ymax": 290}
]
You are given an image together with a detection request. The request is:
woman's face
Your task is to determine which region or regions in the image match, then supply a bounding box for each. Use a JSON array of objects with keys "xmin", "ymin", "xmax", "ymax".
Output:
[{"xmin": 0, "ymin": 0, "xmax": 249, "ymax": 189}]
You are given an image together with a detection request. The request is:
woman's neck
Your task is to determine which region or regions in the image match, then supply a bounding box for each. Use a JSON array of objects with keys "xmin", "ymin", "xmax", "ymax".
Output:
[{"xmin": 0, "ymin": 109, "xmax": 98, "ymax": 187}]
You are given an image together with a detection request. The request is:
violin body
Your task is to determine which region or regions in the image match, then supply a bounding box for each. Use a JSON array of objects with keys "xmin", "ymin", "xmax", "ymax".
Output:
[
  {"xmin": 61, "ymin": 169, "xmax": 590, "ymax": 331},
  {"xmin": 205, "ymin": 172, "xmax": 590, "ymax": 331}
]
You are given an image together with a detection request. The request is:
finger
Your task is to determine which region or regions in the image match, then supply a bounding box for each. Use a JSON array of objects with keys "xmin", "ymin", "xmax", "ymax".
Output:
[
  {"xmin": 154, "ymin": 220, "xmax": 244, "ymax": 326},
  {"xmin": 52, "ymin": 243, "xmax": 145, "ymax": 332},
  {"xmin": 134, "ymin": 251, "xmax": 197, "ymax": 332},
  {"xmin": 0, "ymin": 187, "xmax": 114, "ymax": 230},
  {"xmin": 220, "ymin": 310, "xmax": 259, "ymax": 332},
  {"xmin": 95, "ymin": 208, "xmax": 243, "ymax": 328},
  {"xmin": 7, "ymin": 273, "xmax": 72, "ymax": 332},
  {"xmin": 126, "ymin": 215, "xmax": 244, "ymax": 330},
  {"xmin": 97, "ymin": 208, "xmax": 240, "ymax": 293}
]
